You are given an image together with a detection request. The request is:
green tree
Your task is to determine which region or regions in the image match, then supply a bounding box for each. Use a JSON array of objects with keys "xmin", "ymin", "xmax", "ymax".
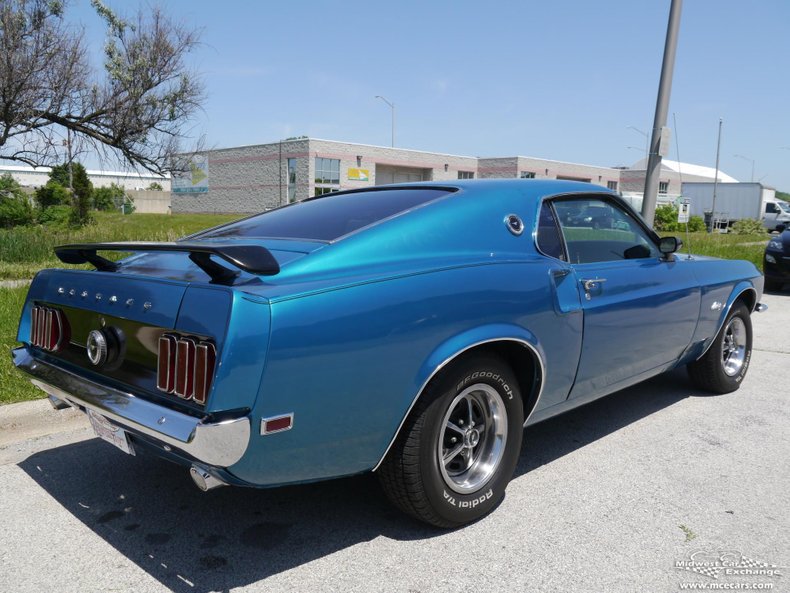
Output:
[
  {"xmin": 0, "ymin": 173, "xmax": 34, "ymax": 227},
  {"xmin": 146, "ymin": 181, "xmax": 163, "ymax": 191},
  {"xmin": 0, "ymin": 0, "xmax": 204, "ymax": 174},
  {"xmin": 46, "ymin": 162, "xmax": 93, "ymax": 224}
]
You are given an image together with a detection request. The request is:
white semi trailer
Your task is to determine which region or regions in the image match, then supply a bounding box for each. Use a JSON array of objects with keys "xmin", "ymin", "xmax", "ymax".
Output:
[{"xmin": 681, "ymin": 182, "xmax": 790, "ymax": 232}]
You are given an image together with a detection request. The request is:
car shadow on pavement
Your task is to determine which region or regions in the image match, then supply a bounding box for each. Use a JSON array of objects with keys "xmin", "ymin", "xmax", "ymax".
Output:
[
  {"xmin": 19, "ymin": 367, "xmax": 700, "ymax": 592},
  {"xmin": 515, "ymin": 367, "xmax": 696, "ymax": 478}
]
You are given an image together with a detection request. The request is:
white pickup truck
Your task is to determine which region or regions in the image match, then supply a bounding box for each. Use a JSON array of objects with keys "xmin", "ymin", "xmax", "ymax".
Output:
[{"xmin": 763, "ymin": 199, "xmax": 790, "ymax": 232}]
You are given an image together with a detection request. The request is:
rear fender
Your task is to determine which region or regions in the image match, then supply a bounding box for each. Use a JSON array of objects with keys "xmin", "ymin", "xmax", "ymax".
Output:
[
  {"xmin": 203, "ymin": 290, "xmax": 271, "ymax": 413},
  {"xmin": 372, "ymin": 323, "xmax": 545, "ymax": 471}
]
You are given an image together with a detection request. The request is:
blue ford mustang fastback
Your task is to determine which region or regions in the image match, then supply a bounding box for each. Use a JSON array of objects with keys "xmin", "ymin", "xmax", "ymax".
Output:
[{"xmin": 12, "ymin": 179, "xmax": 765, "ymax": 527}]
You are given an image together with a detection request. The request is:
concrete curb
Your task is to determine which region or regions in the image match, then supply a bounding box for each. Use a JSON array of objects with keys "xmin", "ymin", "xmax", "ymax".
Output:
[{"xmin": 0, "ymin": 398, "xmax": 88, "ymax": 448}]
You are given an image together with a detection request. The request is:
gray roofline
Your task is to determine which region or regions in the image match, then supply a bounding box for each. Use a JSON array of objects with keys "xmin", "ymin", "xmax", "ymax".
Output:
[
  {"xmin": 0, "ymin": 164, "xmax": 168, "ymax": 179},
  {"xmin": 479, "ymin": 155, "xmax": 619, "ymax": 171}
]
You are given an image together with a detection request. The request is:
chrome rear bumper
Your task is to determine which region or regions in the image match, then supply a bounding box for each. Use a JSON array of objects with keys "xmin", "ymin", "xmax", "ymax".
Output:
[{"xmin": 12, "ymin": 346, "xmax": 250, "ymax": 467}]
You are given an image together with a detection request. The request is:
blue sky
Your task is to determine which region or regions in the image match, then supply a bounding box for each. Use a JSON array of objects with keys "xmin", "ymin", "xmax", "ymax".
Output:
[{"xmin": 72, "ymin": 0, "xmax": 790, "ymax": 189}]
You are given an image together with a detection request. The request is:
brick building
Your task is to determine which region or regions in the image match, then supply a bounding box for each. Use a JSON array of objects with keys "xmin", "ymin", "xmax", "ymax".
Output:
[{"xmin": 167, "ymin": 138, "xmax": 737, "ymax": 214}]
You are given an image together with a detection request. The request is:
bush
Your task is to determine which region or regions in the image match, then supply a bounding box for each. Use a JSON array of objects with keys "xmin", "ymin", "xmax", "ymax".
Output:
[
  {"xmin": 0, "ymin": 174, "xmax": 34, "ymax": 227},
  {"xmin": 731, "ymin": 218, "xmax": 764, "ymax": 235},
  {"xmin": 36, "ymin": 205, "xmax": 72, "ymax": 226},
  {"xmin": 653, "ymin": 204, "xmax": 705, "ymax": 232},
  {"xmin": 682, "ymin": 215, "xmax": 706, "ymax": 233},
  {"xmin": 93, "ymin": 183, "xmax": 127, "ymax": 211},
  {"xmin": 653, "ymin": 204, "xmax": 677, "ymax": 231},
  {"xmin": 146, "ymin": 182, "xmax": 163, "ymax": 191},
  {"xmin": 0, "ymin": 196, "xmax": 34, "ymax": 227},
  {"xmin": 34, "ymin": 180, "xmax": 72, "ymax": 208}
]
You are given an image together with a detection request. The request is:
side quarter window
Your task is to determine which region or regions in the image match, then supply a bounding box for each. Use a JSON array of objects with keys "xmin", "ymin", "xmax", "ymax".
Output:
[
  {"xmin": 536, "ymin": 202, "xmax": 566, "ymax": 261},
  {"xmin": 553, "ymin": 197, "xmax": 659, "ymax": 264}
]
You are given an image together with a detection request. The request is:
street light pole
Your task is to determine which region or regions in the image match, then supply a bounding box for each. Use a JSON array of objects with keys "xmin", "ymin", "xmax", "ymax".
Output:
[
  {"xmin": 734, "ymin": 153, "xmax": 755, "ymax": 182},
  {"xmin": 709, "ymin": 118, "xmax": 723, "ymax": 233},
  {"xmin": 375, "ymin": 95, "xmax": 395, "ymax": 147}
]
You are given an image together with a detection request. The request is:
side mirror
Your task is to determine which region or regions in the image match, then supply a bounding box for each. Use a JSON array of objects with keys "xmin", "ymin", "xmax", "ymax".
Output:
[{"xmin": 659, "ymin": 236, "xmax": 682, "ymax": 255}]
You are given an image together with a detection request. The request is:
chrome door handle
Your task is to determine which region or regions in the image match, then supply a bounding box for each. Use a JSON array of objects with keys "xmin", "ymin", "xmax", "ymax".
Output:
[{"xmin": 581, "ymin": 278, "xmax": 607, "ymax": 291}]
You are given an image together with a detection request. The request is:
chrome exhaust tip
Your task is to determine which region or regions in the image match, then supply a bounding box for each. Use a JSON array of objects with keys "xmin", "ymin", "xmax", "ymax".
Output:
[{"xmin": 189, "ymin": 465, "xmax": 227, "ymax": 491}]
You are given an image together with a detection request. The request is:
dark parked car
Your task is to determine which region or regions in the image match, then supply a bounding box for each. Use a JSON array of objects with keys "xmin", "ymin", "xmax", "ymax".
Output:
[
  {"xmin": 764, "ymin": 230, "xmax": 790, "ymax": 291},
  {"xmin": 12, "ymin": 179, "xmax": 765, "ymax": 527}
]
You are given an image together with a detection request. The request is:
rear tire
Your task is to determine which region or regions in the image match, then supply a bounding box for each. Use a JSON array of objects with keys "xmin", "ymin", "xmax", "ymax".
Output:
[
  {"xmin": 378, "ymin": 355, "xmax": 524, "ymax": 528},
  {"xmin": 687, "ymin": 303, "xmax": 752, "ymax": 394}
]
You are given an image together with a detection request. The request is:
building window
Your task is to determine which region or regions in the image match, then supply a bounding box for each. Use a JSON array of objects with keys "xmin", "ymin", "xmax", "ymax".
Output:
[
  {"xmin": 314, "ymin": 187, "xmax": 338, "ymax": 196},
  {"xmin": 658, "ymin": 181, "xmax": 669, "ymax": 194},
  {"xmin": 457, "ymin": 171, "xmax": 474, "ymax": 179},
  {"xmin": 520, "ymin": 171, "xmax": 536, "ymax": 179},
  {"xmin": 315, "ymin": 157, "xmax": 340, "ymax": 196},
  {"xmin": 287, "ymin": 158, "xmax": 297, "ymax": 203},
  {"xmin": 607, "ymin": 180, "xmax": 618, "ymax": 191}
]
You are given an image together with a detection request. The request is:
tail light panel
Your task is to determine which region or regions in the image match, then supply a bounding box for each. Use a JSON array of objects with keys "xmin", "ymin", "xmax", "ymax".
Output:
[
  {"xmin": 157, "ymin": 333, "xmax": 216, "ymax": 405},
  {"xmin": 30, "ymin": 305, "xmax": 70, "ymax": 352}
]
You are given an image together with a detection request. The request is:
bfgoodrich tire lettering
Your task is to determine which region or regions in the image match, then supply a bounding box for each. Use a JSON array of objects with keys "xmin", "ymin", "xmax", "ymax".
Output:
[
  {"xmin": 687, "ymin": 303, "xmax": 753, "ymax": 394},
  {"xmin": 378, "ymin": 355, "xmax": 524, "ymax": 527}
]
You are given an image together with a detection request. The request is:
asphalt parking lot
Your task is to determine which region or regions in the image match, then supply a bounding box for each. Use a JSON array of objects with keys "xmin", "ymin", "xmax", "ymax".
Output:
[{"xmin": 1, "ymin": 292, "xmax": 788, "ymax": 593}]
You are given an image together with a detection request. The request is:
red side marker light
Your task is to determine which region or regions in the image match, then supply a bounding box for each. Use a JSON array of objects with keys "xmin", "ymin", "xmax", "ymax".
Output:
[{"xmin": 261, "ymin": 414, "xmax": 294, "ymax": 435}]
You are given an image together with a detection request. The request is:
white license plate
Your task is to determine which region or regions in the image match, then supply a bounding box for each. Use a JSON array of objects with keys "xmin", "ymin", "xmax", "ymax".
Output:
[{"xmin": 88, "ymin": 410, "xmax": 135, "ymax": 456}]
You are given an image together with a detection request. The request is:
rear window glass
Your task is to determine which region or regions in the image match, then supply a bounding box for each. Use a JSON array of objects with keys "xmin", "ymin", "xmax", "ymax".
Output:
[{"xmin": 196, "ymin": 188, "xmax": 453, "ymax": 242}]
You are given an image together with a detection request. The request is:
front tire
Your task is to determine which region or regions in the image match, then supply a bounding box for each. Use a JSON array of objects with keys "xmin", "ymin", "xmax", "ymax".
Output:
[
  {"xmin": 687, "ymin": 303, "xmax": 753, "ymax": 394},
  {"xmin": 378, "ymin": 355, "xmax": 524, "ymax": 528}
]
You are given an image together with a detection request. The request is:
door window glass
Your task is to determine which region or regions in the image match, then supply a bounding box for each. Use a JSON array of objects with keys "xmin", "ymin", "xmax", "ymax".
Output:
[
  {"xmin": 536, "ymin": 202, "xmax": 565, "ymax": 260},
  {"xmin": 553, "ymin": 198, "xmax": 659, "ymax": 264}
]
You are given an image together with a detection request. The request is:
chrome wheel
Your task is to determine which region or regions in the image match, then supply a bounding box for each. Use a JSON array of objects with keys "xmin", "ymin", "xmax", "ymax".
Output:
[
  {"xmin": 437, "ymin": 383, "xmax": 508, "ymax": 494},
  {"xmin": 721, "ymin": 316, "xmax": 747, "ymax": 377}
]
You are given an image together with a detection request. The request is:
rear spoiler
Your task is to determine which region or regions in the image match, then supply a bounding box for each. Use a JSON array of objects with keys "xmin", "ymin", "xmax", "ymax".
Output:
[{"xmin": 54, "ymin": 242, "xmax": 280, "ymax": 284}]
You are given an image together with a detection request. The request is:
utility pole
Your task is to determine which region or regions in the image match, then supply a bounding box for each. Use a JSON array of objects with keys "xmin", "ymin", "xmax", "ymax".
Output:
[
  {"xmin": 709, "ymin": 118, "xmax": 723, "ymax": 233},
  {"xmin": 641, "ymin": 0, "xmax": 683, "ymax": 227}
]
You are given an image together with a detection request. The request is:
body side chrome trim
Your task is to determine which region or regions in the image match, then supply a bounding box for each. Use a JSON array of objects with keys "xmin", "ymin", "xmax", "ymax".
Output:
[
  {"xmin": 12, "ymin": 346, "xmax": 250, "ymax": 467},
  {"xmin": 696, "ymin": 287, "xmax": 757, "ymax": 361},
  {"xmin": 371, "ymin": 337, "xmax": 546, "ymax": 472}
]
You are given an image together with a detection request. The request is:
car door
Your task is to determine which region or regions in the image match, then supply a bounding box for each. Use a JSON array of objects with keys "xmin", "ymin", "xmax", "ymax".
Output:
[{"xmin": 549, "ymin": 195, "xmax": 700, "ymax": 400}]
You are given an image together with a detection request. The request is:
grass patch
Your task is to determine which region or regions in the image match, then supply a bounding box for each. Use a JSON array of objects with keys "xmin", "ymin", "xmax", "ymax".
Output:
[
  {"xmin": 0, "ymin": 212, "xmax": 240, "ymax": 279},
  {"xmin": 670, "ymin": 231, "xmax": 767, "ymax": 269},
  {"xmin": 0, "ymin": 287, "xmax": 40, "ymax": 404}
]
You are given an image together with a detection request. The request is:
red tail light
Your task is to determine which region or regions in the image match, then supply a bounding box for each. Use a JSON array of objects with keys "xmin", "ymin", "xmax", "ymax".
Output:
[
  {"xmin": 174, "ymin": 337, "xmax": 196, "ymax": 399},
  {"xmin": 156, "ymin": 334, "xmax": 177, "ymax": 393},
  {"xmin": 156, "ymin": 333, "xmax": 216, "ymax": 405},
  {"xmin": 30, "ymin": 305, "xmax": 69, "ymax": 352},
  {"xmin": 193, "ymin": 342, "xmax": 217, "ymax": 405}
]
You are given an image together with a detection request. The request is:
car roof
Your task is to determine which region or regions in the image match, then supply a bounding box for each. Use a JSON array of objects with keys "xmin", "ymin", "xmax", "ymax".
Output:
[{"xmin": 335, "ymin": 178, "xmax": 615, "ymax": 199}]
